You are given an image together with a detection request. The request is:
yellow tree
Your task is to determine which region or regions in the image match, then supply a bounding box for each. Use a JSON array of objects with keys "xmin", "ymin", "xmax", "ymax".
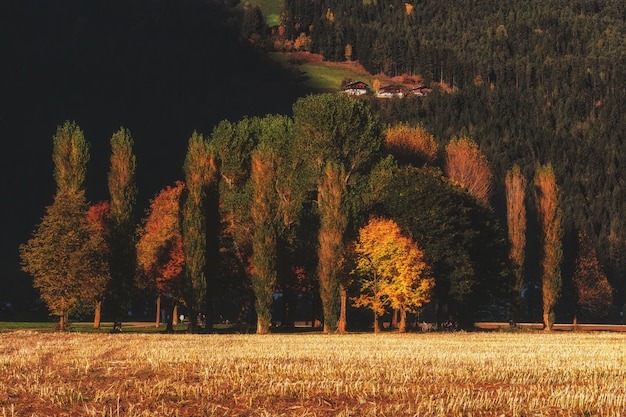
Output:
[
  {"xmin": 385, "ymin": 124, "xmax": 438, "ymax": 167},
  {"xmin": 444, "ymin": 137, "xmax": 493, "ymax": 205},
  {"xmin": 353, "ymin": 217, "xmax": 434, "ymax": 333},
  {"xmin": 534, "ymin": 164, "xmax": 562, "ymax": 331},
  {"xmin": 505, "ymin": 165, "xmax": 527, "ymax": 323}
]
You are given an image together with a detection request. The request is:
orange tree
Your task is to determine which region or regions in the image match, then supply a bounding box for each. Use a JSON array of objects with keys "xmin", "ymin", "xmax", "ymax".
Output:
[
  {"xmin": 352, "ymin": 217, "xmax": 434, "ymax": 333},
  {"xmin": 136, "ymin": 182, "xmax": 185, "ymax": 332}
]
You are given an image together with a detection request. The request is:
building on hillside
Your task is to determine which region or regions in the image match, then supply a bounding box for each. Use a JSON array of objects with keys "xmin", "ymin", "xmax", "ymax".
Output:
[
  {"xmin": 342, "ymin": 81, "xmax": 369, "ymax": 95},
  {"xmin": 376, "ymin": 84, "xmax": 404, "ymax": 98},
  {"xmin": 408, "ymin": 85, "xmax": 432, "ymax": 96}
]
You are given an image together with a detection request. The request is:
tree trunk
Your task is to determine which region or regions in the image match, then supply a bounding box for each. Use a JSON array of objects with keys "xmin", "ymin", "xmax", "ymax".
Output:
[
  {"xmin": 155, "ymin": 295, "xmax": 161, "ymax": 328},
  {"xmin": 59, "ymin": 313, "xmax": 67, "ymax": 332},
  {"xmin": 374, "ymin": 311, "xmax": 381, "ymax": 334},
  {"xmin": 398, "ymin": 306, "xmax": 407, "ymax": 333},
  {"xmin": 338, "ymin": 287, "xmax": 347, "ymax": 333},
  {"xmin": 173, "ymin": 304, "xmax": 179, "ymax": 325},
  {"xmin": 391, "ymin": 308, "xmax": 398, "ymax": 329},
  {"xmin": 94, "ymin": 300, "xmax": 102, "ymax": 329},
  {"xmin": 257, "ymin": 316, "xmax": 270, "ymax": 334}
]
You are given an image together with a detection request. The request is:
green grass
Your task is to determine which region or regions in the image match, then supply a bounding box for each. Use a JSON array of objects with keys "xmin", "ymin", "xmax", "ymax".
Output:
[
  {"xmin": 247, "ymin": 0, "xmax": 283, "ymax": 27},
  {"xmin": 0, "ymin": 321, "xmax": 245, "ymax": 334},
  {"xmin": 270, "ymin": 53, "xmax": 374, "ymax": 91}
]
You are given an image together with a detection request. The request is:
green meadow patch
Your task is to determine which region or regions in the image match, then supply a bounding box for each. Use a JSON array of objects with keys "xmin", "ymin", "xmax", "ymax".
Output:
[{"xmin": 247, "ymin": 0, "xmax": 283, "ymax": 27}]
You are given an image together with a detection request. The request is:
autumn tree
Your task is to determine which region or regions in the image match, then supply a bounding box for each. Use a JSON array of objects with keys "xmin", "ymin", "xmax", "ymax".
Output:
[
  {"xmin": 353, "ymin": 217, "xmax": 434, "ymax": 333},
  {"xmin": 384, "ymin": 124, "xmax": 438, "ymax": 167},
  {"xmin": 86, "ymin": 201, "xmax": 111, "ymax": 329},
  {"xmin": 20, "ymin": 121, "xmax": 107, "ymax": 331},
  {"xmin": 534, "ymin": 164, "xmax": 563, "ymax": 331},
  {"xmin": 107, "ymin": 127, "xmax": 137, "ymax": 322},
  {"xmin": 444, "ymin": 137, "xmax": 493, "ymax": 205},
  {"xmin": 182, "ymin": 132, "xmax": 216, "ymax": 333},
  {"xmin": 136, "ymin": 182, "xmax": 185, "ymax": 332},
  {"xmin": 572, "ymin": 231, "xmax": 612, "ymax": 322},
  {"xmin": 293, "ymin": 93, "xmax": 382, "ymax": 333},
  {"xmin": 505, "ymin": 165, "xmax": 527, "ymax": 324}
]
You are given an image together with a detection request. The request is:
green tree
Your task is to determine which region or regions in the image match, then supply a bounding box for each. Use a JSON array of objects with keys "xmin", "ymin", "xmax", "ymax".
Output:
[
  {"xmin": 352, "ymin": 217, "xmax": 434, "ymax": 333},
  {"xmin": 250, "ymin": 146, "xmax": 278, "ymax": 334},
  {"xmin": 107, "ymin": 127, "xmax": 138, "ymax": 321},
  {"xmin": 182, "ymin": 132, "xmax": 216, "ymax": 333},
  {"xmin": 292, "ymin": 93, "xmax": 383, "ymax": 333},
  {"xmin": 52, "ymin": 121, "xmax": 89, "ymax": 195},
  {"xmin": 534, "ymin": 164, "xmax": 563, "ymax": 331},
  {"xmin": 379, "ymin": 166, "xmax": 511, "ymax": 328}
]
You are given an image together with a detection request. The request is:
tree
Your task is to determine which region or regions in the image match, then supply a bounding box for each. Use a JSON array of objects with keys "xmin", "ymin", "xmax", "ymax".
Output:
[
  {"xmin": 292, "ymin": 93, "xmax": 383, "ymax": 333},
  {"xmin": 250, "ymin": 147, "xmax": 278, "ymax": 334},
  {"xmin": 182, "ymin": 132, "xmax": 216, "ymax": 333},
  {"xmin": 384, "ymin": 124, "xmax": 438, "ymax": 167},
  {"xmin": 107, "ymin": 127, "xmax": 137, "ymax": 322},
  {"xmin": 353, "ymin": 217, "xmax": 434, "ymax": 333},
  {"xmin": 52, "ymin": 121, "xmax": 89, "ymax": 195},
  {"xmin": 505, "ymin": 165, "xmax": 527, "ymax": 324},
  {"xmin": 534, "ymin": 164, "xmax": 563, "ymax": 331},
  {"xmin": 572, "ymin": 231, "xmax": 612, "ymax": 321},
  {"xmin": 379, "ymin": 166, "xmax": 511, "ymax": 328},
  {"xmin": 136, "ymin": 182, "xmax": 185, "ymax": 332},
  {"xmin": 86, "ymin": 201, "xmax": 111, "ymax": 329},
  {"xmin": 20, "ymin": 121, "xmax": 104, "ymax": 331},
  {"xmin": 444, "ymin": 137, "xmax": 494, "ymax": 205},
  {"xmin": 21, "ymin": 192, "xmax": 109, "ymax": 331}
]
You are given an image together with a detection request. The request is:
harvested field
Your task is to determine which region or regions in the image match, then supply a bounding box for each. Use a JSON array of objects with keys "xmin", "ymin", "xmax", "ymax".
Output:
[{"xmin": 1, "ymin": 331, "xmax": 625, "ymax": 416}]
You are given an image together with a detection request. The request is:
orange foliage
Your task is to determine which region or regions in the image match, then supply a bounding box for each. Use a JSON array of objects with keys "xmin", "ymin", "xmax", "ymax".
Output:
[
  {"xmin": 444, "ymin": 137, "xmax": 493, "ymax": 205},
  {"xmin": 385, "ymin": 124, "xmax": 438, "ymax": 167},
  {"xmin": 136, "ymin": 182, "xmax": 185, "ymax": 296},
  {"xmin": 404, "ymin": 3, "xmax": 413, "ymax": 15}
]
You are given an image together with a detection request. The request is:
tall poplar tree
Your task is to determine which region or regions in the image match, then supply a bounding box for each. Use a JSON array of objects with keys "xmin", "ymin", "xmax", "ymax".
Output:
[
  {"xmin": 107, "ymin": 127, "xmax": 137, "ymax": 321},
  {"xmin": 293, "ymin": 93, "xmax": 382, "ymax": 333},
  {"xmin": 250, "ymin": 146, "xmax": 278, "ymax": 334},
  {"xmin": 506, "ymin": 165, "xmax": 527, "ymax": 324},
  {"xmin": 182, "ymin": 132, "xmax": 216, "ymax": 333},
  {"xmin": 534, "ymin": 164, "xmax": 563, "ymax": 331}
]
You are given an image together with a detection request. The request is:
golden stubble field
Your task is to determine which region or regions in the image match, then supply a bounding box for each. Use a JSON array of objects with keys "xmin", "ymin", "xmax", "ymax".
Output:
[{"xmin": 1, "ymin": 331, "xmax": 625, "ymax": 417}]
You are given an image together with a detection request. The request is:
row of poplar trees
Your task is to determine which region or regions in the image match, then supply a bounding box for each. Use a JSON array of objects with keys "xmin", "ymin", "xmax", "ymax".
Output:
[{"xmin": 22, "ymin": 93, "xmax": 596, "ymax": 332}]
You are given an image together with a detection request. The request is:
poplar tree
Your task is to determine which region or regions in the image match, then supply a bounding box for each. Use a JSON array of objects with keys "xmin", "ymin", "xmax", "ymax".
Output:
[
  {"xmin": 534, "ymin": 164, "xmax": 563, "ymax": 331},
  {"xmin": 506, "ymin": 165, "xmax": 527, "ymax": 324},
  {"xmin": 107, "ymin": 128, "xmax": 137, "ymax": 321},
  {"xmin": 293, "ymin": 93, "xmax": 382, "ymax": 333},
  {"xmin": 250, "ymin": 146, "xmax": 278, "ymax": 334},
  {"xmin": 182, "ymin": 132, "xmax": 216, "ymax": 333}
]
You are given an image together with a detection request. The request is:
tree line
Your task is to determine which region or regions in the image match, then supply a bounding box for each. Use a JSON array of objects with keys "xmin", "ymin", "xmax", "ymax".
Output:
[{"xmin": 21, "ymin": 94, "xmax": 612, "ymax": 332}]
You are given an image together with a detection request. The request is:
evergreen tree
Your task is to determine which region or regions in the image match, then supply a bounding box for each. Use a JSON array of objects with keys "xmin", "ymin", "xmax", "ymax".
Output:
[{"xmin": 107, "ymin": 128, "xmax": 138, "ymax": 321}]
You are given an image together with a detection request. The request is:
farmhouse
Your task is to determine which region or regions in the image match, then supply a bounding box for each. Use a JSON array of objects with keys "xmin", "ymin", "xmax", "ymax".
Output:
[
  {"xmin": 376, "ymin": 84, "xmax": 404, "ymax": 98},
  {"xmin": 408, "ymin": 85, "xmax": 432, "ymax": 96},
  {"xmin": 342, "ymin": 81, "xmax": 369, "ymax": 95}
]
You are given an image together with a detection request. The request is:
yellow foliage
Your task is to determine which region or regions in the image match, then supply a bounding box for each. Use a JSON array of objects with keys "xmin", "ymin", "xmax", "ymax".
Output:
[
  {"xmin": 353, "ymin": 217, "xmax": 434, "ymax": 331},
  {"xmin": 404, "ymin": 3, "xmax": 413, "ymax": 15},
  {"xmin": 444, "ymin": 137, "xmax": 493, "ymax": 205}
]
